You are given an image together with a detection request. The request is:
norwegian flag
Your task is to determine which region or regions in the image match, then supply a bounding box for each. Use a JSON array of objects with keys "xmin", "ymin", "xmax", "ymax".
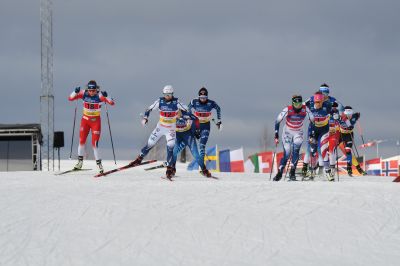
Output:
[{"xmin": 381, "ymin": 160, "xmax": 399, "ymax": 177}]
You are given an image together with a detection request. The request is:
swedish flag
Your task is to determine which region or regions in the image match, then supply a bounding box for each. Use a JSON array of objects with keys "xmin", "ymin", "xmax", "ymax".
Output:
[{"xmin": 205, "ymin": 145, "xmax": 220, "ymax": 172}]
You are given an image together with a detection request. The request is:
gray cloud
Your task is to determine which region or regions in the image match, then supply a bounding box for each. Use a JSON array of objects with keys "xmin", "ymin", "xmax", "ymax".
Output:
[{"xmin": 1, "ymin": 0, "xmax": 399, "ymax": 160}]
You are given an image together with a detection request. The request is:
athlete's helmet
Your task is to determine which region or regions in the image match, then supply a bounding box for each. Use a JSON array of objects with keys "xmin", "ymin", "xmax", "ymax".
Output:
[
  {"xmin": 344, "ymin": 106, "xmax": 354, "ymax": 117},
  {"xmin": 87, "ymin": 80, "xmax": 99, "ymax": 90},
  {"xmin": 198, "ymin": 87, "xmax": 208, "ymax": 97},
  {"xmin": 163, "ymin": 85, "xmax": 174, "ymax": 94},
  {"xmin": 314, "ymin": 91, "xmax": 325, "ymax": 102},
  {"xmin": 319, "ymin": 83, "xmax": 330, "ymax": 96}
]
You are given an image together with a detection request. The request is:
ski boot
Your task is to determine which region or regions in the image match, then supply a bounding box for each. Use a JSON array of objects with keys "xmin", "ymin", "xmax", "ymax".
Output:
[
  {"xmin": 329, "ymin": 165, "xmax": 336, "ymax": 179},
  {"xmin": 347, "ymin": 164, "xmax": 353, "ymax": 176},
  {"xmin": 288, "ymin": 168, "xmax": 296, "ymax": 181},
  {"xmin": 325, "ymin": 168, "xmax": 334, "ymax": 181},
  {"xmin": 301, "ymin": 163, "xmax": 308, "ymax": 177},
  {"xmin": 356, "ymin": 165, "xmax": 367, "ymax": 176},
  {"xmin": 200, "ymin": 168, "xmax": 212, "ymax": 178},
  {"xmin": 317, "ymin": 165, "xmax": 324, "ymax": 176},
  {"xmin": 96, "ymin": 159, "xmax": 104, "ymax": 174},
  {"xmin": 129, "ymin": 155, "xmax": 143, "ymax": 167},
  {"xmin": 74, "ymin": 156, "xmax": 83, "ymax": 170},
  {"xmin": 166, "ymin": 166, "xmax": 174, "ymax": 179},
  {"xmin": 273, "ymin": 170, "xmax": 283, "ymax": 181},
  {"xmin": 170, "ymin": 164, "xmax": 176, "ymax": 177}
]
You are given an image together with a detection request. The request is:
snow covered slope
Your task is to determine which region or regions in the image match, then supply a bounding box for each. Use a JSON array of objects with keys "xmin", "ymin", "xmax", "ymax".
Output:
[{"xmin": 0, "ymin": 160, "xmax": 399, "ymax": 266}]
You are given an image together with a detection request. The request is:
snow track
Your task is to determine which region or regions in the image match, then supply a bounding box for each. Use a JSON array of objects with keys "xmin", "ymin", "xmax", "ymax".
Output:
[{"xmin": 0, "ymin": 161, "xmax": 399, "ymax": 266}]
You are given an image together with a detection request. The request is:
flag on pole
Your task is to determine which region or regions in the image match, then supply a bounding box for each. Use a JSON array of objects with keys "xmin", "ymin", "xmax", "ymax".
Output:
[
  {"xmin": 381, "ymin": 160, "xmax": 399, "ymax": 177},
  {"xmin": 219, "ymin": 148, "xmax": 245, "ymax": 172},
  {"xmin": 365, "ymin": 158, "xmax": 382, "ymax": 176}
]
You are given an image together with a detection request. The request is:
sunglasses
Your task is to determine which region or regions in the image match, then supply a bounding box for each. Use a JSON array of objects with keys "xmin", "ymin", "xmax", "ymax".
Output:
[
  {"xmin": 292, "ymin": 101, "xmax": 302, "ymax": 108},
  {"xmin": 164, "ymin": 93, "xmax": 173, "ymax": 97}
]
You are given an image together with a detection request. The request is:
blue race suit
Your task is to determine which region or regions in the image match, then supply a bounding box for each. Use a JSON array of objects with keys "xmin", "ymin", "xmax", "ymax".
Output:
[
  {"xmin": 170, "ymin": 112, "xmax": 206, "ymax": 170},
  {"xmin": 188, "ymin": 99, "xmax": 221, "ymax": 162}
]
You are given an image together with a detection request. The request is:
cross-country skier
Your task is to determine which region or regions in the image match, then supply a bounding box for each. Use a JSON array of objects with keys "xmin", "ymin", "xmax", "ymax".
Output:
[
  {"xmin": 306, "ymin": 91, "xmax": 333, "ymax": 180},
  {"xmin": 327, "ymin": 105, "xmax": 341, "ymax": 178},
  {"xmin": 337, "ymin": 106, "xmax": 362, "ymax": 176},
  {"xmin": 188, "ymin": 87, "xmax": 222, "ymax": 164},
  {"xmin": 328, "ymin": 105, "xmax": 367, "ymax": 177},
  {"xmin": 68, "ymin": 80, "xmax": 115, "ymax": 173},
  {"xmin": 131, "ymin": 85, "xmax": 189, "ymax": 179},
  {"xmin": 273, "ymin": 95, "xmax": 314, "ymax": 181},
  {"xmin": 169, "ymin": 110, "xmax": 212, "ymax": 177},
  {"xmin": 302, "ymin": 83, "xmax": 343, "ymax": 176}
]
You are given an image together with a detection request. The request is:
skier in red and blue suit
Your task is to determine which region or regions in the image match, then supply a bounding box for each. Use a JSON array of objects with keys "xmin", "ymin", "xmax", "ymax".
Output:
[
  {"xmin": 188, "ymin": 87, "xmax": 222, "ymax": 164},
  {"xmin": 68, "ymin": 80, "xmax": 115, "ymax": 173},
  {"xmin": 306, "ymin": 91, "xmax": 333, "ymax": 180},
  {"xmin": 169, "ymin": 110, "xmax": 212, "ymax": 177},
  {"xmin": 303, "ymin": 83, "xmax": 343, "ymax": 176}
]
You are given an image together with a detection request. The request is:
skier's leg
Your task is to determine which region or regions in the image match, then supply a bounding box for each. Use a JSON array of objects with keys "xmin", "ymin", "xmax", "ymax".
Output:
[
  {"xmin": 140, "ymin": 125, "xmax": 164, "ymax": 158},
  {"xmin": 291, "ymin": 133, "xmax": 303, "ymax": 169},
  {"xmin": 188, "ymin": 134, "xmax": 206, "ymax": 170},
  {"xmin": 78, "ymin": 118, "xmax": 90, "ymax": 157},
  {"xmin": 165, "ymin": 128, "xmax": 176, "ymax": 166},
  {"xmin": 199, "ymin": 128, "xmax": 210, "ymax": 162},
  {"xmin": 90, "ymin": 118, "xmax": 101, "ymax": 161},
  {"xmin": 171, "ymin": 133, "xmax": 186, "ymax": 168}
]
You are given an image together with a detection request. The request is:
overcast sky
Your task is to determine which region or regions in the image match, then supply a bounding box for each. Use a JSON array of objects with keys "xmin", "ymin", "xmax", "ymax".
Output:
[{"xmin": 1, "ymin": 0, "xmax": 399, "ymax": 160}]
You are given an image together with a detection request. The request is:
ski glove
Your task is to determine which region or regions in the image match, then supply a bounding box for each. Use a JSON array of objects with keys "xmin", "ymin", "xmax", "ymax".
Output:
[
  {"xmin": 141, "ymin": 117, "xmax": 148, "ymax": 126},
  {"xmin": 274, "ymin": 132, "xmax": 279, "ymax": 145},
  {"xmin": 333, "ymin": 113, "xmax": 339, "ymax": 120},
  {"xmin": 194, "ymin": 129, "xmax": 201, "ymax": 139},
  {"xmin": 101, "ymin": 91, "xmax": 108, "ymax": 97},
  {"xmin": 74, "ymin": 87, "xmax": 81, "ymax": 93},
  {"xmin": 309, "ymin": 137, "xmax": 317, "ymax": 144},
  {"xmin": 216, "ymin": 120, "xmax": 222, "ymax": 131}
]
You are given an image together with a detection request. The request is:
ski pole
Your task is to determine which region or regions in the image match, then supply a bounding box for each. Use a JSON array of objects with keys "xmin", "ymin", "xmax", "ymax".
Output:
[
  {"xmin": 336, "ymin": 143, "xmax": 340, "ymax": 182},
  {"xmin": 357, "ymin": 122, "xmax": 366, "ymax": 146},
  {"xmin": 284, "ymin": 141, "xmax": 293, "ymax": 180},
  {"xmin": 350, "ymin": 132, "xmax": 360, "ymax": 159},
  {"xmin": 269, "ymin": 143, "xmax": 278, "ymax": 181},
  {"xmin": 69, "ymin": 100, "xmax": 78, "ymax": 159},
  {"xmin": 105, "ymin": 104, "xmax": 117, "ymax": 165}
]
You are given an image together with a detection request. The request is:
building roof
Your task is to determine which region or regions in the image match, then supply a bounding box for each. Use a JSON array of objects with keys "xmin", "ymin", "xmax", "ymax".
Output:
[{"xmin": 0, "ymin": 123, "xmax": 41, "ymax": 131}]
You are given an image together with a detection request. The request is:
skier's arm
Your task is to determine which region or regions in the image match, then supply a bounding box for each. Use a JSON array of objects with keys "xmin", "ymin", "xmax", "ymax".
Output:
[
  {"xmin": 144, "ymin": 99, "xmax": 160, "ymax": 119},
  {"xmin": 274, "ymin": 107, "xmax": 288, "ymax": 135},
  {"xmin": 187, "ymin": 100, "xmax": 194, "ymax": 114},
  {"xmin": 68, "ymin": 87, "xmax": 84, "ymax": 101},
  {"xmin": 304, "ymin": 97, "xmax": 311, "ymax": 109},
  {"xmin": 306, "ymin": 106, "xmax": 315, "ymax": 123},
  {"xmin": 99, "ymin": 91, "xmax": 115, "ymax": 105},
  {"xmin": 177, "ymin": 100, "xmax": 189, "ymax": 112},
  {"xmin": 212, "ymin": 101, "xmax": 222, "ymax": 121}
]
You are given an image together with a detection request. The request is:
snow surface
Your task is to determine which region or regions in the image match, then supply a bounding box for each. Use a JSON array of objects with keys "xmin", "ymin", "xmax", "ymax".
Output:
[{"xmin": 1, "ymin": 160, "xmax": 399, "ymax": 266}]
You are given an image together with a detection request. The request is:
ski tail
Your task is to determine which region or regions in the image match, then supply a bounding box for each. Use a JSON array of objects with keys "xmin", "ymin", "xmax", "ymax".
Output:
[
  {"xmin": 55, "ymin": 168, "xmax": 92, "ymax": 176},
  {"xmin": 94, "ymin": 160, "xmax": 157, "ymax": 177}
]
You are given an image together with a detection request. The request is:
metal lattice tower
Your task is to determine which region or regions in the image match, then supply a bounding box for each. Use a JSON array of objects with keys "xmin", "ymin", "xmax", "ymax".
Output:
[{"xmin": 40, "ymin": 0, "xmax": 54, "ymax": 171}]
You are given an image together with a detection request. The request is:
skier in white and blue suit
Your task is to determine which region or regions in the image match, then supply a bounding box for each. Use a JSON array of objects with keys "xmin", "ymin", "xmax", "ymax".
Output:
[
  {"xmin": 188, "ymin": 87, "xmax": 222, "ymax": 164},
  {"xmin": 273, "ymin": 95, "xmax": 314, "ymax": 181},
  {"xmin": 170, "ymin": 110, "xmax": 212, "ymax": 177}
]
